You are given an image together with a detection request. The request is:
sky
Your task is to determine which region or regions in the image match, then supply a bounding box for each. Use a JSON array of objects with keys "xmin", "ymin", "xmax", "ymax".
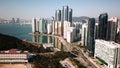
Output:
[{"xmin": 0, "ymin": 0, "xmax": 120, "ymax": 19}]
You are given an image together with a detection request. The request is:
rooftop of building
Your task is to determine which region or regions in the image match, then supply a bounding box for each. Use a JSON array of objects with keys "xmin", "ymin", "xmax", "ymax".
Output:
[
  {"xmin": 0, "ymin": 49, "xmax": 28, "ymax": 54},
  {"xmin": 43, "ymin": 44, "xmax": 54, "ymax": 49},
  {"xmin": 60, "ymin": 58, "xmax": 78, "ymax": 68},
  {"xmin": 108, "ymin": 17, "xmax": 118, "ymax": 22},
  {"xmin": 95, "ymin": 39, "xmax": 120, "ymax": 48}
]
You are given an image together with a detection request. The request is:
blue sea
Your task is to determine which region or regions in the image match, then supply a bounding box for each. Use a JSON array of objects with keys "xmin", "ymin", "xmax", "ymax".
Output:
[
  {"xmin": 0, "ymin": 23, "xmax": 54, "ymax": 43},
  {"xmin": 0, "ymin": 24, "xmax": 32, "ymax": 41},
  {"xmin": 0, "ymin": 23, "xmax": 65, "ymax": 50}
]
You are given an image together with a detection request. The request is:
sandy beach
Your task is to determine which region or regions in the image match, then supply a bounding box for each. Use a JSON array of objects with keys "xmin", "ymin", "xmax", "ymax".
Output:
[{"xmin": 0, "ymin": 64, "xmax": 27, "ymax": 68}]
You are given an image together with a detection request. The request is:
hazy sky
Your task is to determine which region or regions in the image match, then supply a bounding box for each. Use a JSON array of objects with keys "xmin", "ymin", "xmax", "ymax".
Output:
[{"xmin": 0, "ymin": 0, "xmax": 120, "ymax": 19}]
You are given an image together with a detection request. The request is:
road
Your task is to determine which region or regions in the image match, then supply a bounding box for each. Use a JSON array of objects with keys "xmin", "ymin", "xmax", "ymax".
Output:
[{"xmin": 29, "ymin": 33, "xmax": 105, "ymax": 68}]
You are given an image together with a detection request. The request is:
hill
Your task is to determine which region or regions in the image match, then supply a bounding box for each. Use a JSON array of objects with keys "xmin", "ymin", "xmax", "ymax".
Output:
[{"xmin": 0, "ymin": 33, "xmax": 40, "ymax": 53}]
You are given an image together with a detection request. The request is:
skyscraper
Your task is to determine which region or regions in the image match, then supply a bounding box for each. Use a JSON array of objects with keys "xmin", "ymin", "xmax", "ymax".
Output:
[
  {"xmin": 39, "ymin": 18, "xmax": 47, "ymax": 34},
  {"xmin": 52, "ymin": 17, "xmax": 55, "ymax": 34},
  {"xmin": 54, "ymin": 21, "xmax": 58, "ymax": 34},
  {"xmin": 55, "ymin": 10, "xmax": 57, "ymax": 21},
  {"xmin": 58, "ymin": 21, "xmax": 63, "ymax": 36},
  {"xmin": 55, "ymin": 10, "xmax": 61, "ymax": 21},
  {"xmin": 81, "ymin": 23, "xmax": 88, "ymax": 46},
  {"xmin": 32, "ymin": 18, "xmax": 37, "ymax": 33},
  {"xmin": 68, "ymin": 8, "xmax": 72, "ymax": 24},
  {"xmin": 36, "ymin": 19, "xmax": 39, "ymax": 32},
  {"xmin": 54, "ymin": 5, "xmax": 72, "ymax": 25},
  {"xmin": 54, "ymin": 5, "xmax": 73, "ymax": 37},
  {"xmin": 66, "ymin": 27, "xmax": 76, "ymax": 43},
  {"xmin": 63, "ymin": 21, "xmax": 71, "ymax": 39},
  {"xmin": 98, "ymin": 13, "xmax": 108, "ymax": 40},
  {"xmin": 106, "ymin": 17, "xmax": 118, "ymax": 41},
  {"xmin": 61, "ymin": 5, "xmax": 70, "ymax": 21},
  {"xmin": 16, "ymin": 18, "xmax": 20, "ymax": 23},
  {"xmin": 87, "ymin": 18, "xmax": 95, "ymax": 55},
  {"xmin": 47, "ymin": 23, "xmax": 52, "ymax": 34},
  {"xmin": 12, "ymin": 18, "xmax": 16, "ymax": 23},
  {"xmin": 95, "ymin": 23, "xmax": 99, "ymax": 39}
]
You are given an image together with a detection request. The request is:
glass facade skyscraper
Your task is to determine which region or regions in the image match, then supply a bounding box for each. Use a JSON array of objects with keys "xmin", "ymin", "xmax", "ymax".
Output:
[
  {"xmin": 106, "ymin": 17, "xmax": 118, "ymax": 41},
  {"xmin": 64, "ymin": 6, "xmax": 68, "ymax": 21},
  {"xmin": 87, "ymin": 18, "xmax": 95, "ymax": 55},
  {"xmin": 55, "ymin": 5, "xmax": 72, "ymax": 23},
  {"xmin": 68, "ymin": 8, "xmax": 72, "ymax": 23},
  {"xmin": 61, "ymin": 5, "xmax": 72, "ymax": 23},
  {"xmin": 98, "ymin": 13, "xmax": 108, "ymax": 40},
  {"xmin": 55, "ymin": 10, "xmax": 61, "ymax": 21},
  {"xmin": 39, "ymin": 18, "xmax": 47, "ymax": 34},
  {"xmin": 54, "ymin": 5, "xmax": 73, "ymax": 36}
]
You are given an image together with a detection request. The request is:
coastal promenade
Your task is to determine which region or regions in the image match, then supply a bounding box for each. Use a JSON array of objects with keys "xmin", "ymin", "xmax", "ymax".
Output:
[{"xmin": 29, "ymin": 33, "xmax": 72, "ymax": 51}]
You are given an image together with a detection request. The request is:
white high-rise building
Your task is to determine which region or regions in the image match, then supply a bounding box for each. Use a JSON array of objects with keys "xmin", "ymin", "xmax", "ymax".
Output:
[
  {"xmin": 58, "ymin": 21, "xmax": 63, "ymax": 36},
  {"xmin": 117, "ymin": 20, "xmax": 120, "ymax": 33},
  {"xmin": 52, "ymin": 17, "xmax": 55, "ymax": 34},
  {"xmin": 39, "ymin": 18, "xmax": 47, "ymax": 34},
  {"xmin": 117, "ymin": 22, "xmax": 120, "ymax": 33},
  {"xmin": 95, "ymin": 39, "xmax": 120, "ymax": 68},
  {"xmin": 55, "ymin": 21, "xmax": 58, "ymax": 34},
  {"xmin": 67, "ymin": 31, "xmax": 72, "ymax": 43},
  {"xmin": 47, "ymin": 23, "xmax": 52, "ymax": 34},
  {"xmin": 63, "ymin": 21, "xmax": 76, "ymax": 43},
  {"xmin": 66, "ymin": 27, "xmax": 76, "ymax": 43},
  {"xmin": 81, "ymin": 23, "xmax": 88, "ymax": 46},
  {"xmin": 32, "ymin": 18, "xmax": 37, "ymax": 33},
  {"xmin": 32, "ymin": 18, "xmax": 47, "ymax": 34},
  {"xmin": 63, "ymin": 21, "xmax": 71, "ymax": 39},
  {"xmin": 36, "ymin": 19, "xmax": 39, "ymax": 32}
]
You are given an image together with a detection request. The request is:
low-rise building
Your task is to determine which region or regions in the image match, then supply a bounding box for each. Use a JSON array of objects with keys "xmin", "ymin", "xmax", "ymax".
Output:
[
  {"xmin": 43, "ymin": 44, "xmax": 54, "ymax": 51},
  {"xmin": 60, "ymin": 58, "xmax": 78, "ymax": 68},
  {"xmin": 94, "ymin": 39, "xmax": 120, "ymax": 68},
  {"xmin": 0, "ymin": 49, "xmax": 28, "ymax": 63}
]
